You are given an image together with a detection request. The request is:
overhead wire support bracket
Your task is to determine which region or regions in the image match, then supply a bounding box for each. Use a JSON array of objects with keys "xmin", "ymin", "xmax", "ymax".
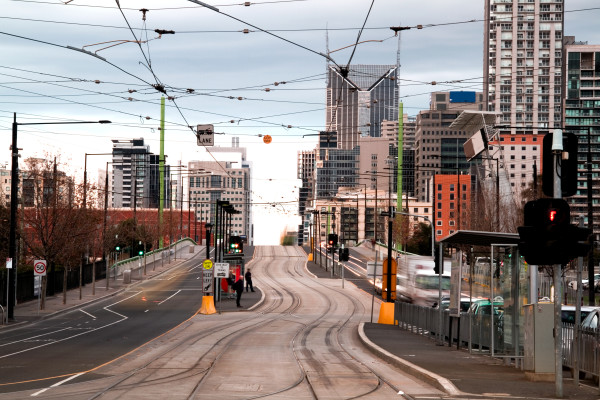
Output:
[
  {"xmin": 66, "ymin": 46, "xmax": 107, "ymax": 61},
  {"xmin": 188, "ymin": 0, "xmax": 219, "ymax": 12}
]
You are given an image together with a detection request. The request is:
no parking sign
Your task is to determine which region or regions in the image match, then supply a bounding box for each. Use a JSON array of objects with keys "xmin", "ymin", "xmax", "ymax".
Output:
[{"xmin": 34, "ymin": 260, "xmax": 47, "ymax": 276}]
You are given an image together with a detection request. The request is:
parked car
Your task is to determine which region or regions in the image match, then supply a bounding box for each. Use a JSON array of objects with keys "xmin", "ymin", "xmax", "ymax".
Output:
[
  {"xmin": 561, "ymin": 305, "xmax": 599, "ymax": 325},
  {"xmin": 434, "ymin": 297, "xmax": 475, "ymax": 313},
  {"xmin": 581, "ymin": 308, "xmax": 600, "ymax": 330}
]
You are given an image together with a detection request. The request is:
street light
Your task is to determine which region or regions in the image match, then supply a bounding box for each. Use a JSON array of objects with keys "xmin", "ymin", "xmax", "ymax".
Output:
[{"xmin": 7, "ymin": 113, "xmax": 110, "ymax": 320}]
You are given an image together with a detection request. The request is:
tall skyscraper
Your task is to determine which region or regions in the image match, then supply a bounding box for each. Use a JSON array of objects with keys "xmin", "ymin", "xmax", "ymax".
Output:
[
  {"xmin": 326, "ymin": 65, "xmax": 399, "ymax": 150},
  {"xmin": 484, "ymin": 0, "xmax": 564, "ymax": 135},
  {"xmin": 564, "ymin": 40, "xmax": 600, "ymax": 240}
]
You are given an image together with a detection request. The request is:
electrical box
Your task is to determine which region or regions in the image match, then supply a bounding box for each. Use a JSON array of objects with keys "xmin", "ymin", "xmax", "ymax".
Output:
[{"xmin": 524, "ymin": 303, "xmax": 554, "ymax": 374}]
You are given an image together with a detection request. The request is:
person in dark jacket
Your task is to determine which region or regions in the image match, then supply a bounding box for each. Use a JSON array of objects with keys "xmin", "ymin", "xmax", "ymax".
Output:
[
  {"xmin": 232, "ymin": 276, "xmax": 244, "ymax": 307},
  {"xmin": 245, "ymin": 269, "xmax": 254, "ymax": 292}
]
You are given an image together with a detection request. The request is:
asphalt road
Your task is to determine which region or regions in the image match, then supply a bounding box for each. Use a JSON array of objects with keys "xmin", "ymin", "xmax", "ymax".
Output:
[
  {"xmin": 0, "ymin": 250, "xmax": 207, "ymax": 394},
  {"xmin": 0, "ymin": 246, "xmax": 444, "ymax": 399}
]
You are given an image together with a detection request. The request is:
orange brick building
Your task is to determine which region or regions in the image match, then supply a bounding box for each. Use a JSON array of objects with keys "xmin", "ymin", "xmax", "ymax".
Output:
[{"xmin": 433, "ymin": 174, "xmax": 472, "ymax": 241}]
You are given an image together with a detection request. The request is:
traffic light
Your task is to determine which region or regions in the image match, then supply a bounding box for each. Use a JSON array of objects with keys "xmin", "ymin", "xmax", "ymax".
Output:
[
  {"xmin": 433, "ymin": 244, "xmax": 442, "ymax": 274},
  {"xmin": 542, "ymin": 131, "xmax": 578, "ymax": 197},
  {"xmin": 115, "ymin": 245, "xmax": 120, "ymax": 251},
  {"xmin": 339, "ymin": 248, "xmax": 349, "ymax": 261},
  {"xmin": 328, "ymin": 233, "xmax": 338, "ymax": 248},
  {"xmin": 518, "ymin": 198, "xmax": 590, "ymax": 265},
  {"xmin": 229, "ymin": 235, "xmax": 243, "ymax": 254}
]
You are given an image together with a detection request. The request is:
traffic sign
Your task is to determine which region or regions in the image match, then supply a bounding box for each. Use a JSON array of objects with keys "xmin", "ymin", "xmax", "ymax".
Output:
[
  {"xmin": 197, "ymin": 124, "xmax": 214, "ymax": 146},
  {"xmin": 263, "ymin": 134, "xmax": 272, "ymax": 144},
  {"xmin": 214, "ymin": 263, "xmax": 229, "ymax": 278},
  {"xmin": 34, "ymin": 259, "xmax": 47, "ymax": 276},
  {"xmin": 202, "ymin": 259, "xmax": 213, "ymax": 270},
  {"xmin": 6, "ymin": 258, "xmax": 12, "ymax": 269},
  {"xmin": 202, "ymin": 270, "xmax": 214, "ymax": 294}
]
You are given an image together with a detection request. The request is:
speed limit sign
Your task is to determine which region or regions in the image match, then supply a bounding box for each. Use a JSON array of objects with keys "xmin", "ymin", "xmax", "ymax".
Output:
[{"xmin": 34, "ymin": 260, "xmax": 47, "ymax": 276}]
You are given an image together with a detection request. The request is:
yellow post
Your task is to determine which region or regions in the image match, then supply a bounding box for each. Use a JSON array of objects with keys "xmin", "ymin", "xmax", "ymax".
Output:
[
  {"xmin": 377, "ymin": 302, "xmax": 395, "ymax": 324},
  {"xmin": 308, "ymin": 253, "xmax": 313, "ymax": 261},
  {"xmin": 200, "ymin": 295, "xmax": 217, "ymax": 314}
]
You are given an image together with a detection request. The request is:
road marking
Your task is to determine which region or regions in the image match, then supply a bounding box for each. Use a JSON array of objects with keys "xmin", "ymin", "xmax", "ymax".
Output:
[
  {"xmin": 79, "ymin": 309, "xmax": 96, "ymax": 319},
  {"xmin": 0, "ymin": 328, "xmax": 71, "ymax": 348},
  {"xmin": 31, "ymin": 373, "xmax": 84, "ymax": 397},
  {"xmin": 158, "ymin": 290, "xmax": 181, "ymax": 305},
  {"xmin": 0, "ymin": 293, "xmax": 142, "ymax": 359}
]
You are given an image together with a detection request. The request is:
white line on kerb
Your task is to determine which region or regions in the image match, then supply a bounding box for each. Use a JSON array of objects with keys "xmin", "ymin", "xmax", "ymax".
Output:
[{"xmin": 31, "ymin": 373, "xmax": 84, "ymax": 397}]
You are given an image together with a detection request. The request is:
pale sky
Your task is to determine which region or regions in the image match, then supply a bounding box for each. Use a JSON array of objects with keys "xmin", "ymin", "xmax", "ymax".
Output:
[{"xmin": 1, "ymin": 0, "xmax": 599, "ymax": 244}]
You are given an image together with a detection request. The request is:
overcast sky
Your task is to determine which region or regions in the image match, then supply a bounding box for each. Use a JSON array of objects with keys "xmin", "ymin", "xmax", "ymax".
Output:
[{"xmin": 1, "ymin": 0, "xmax": 599, "ymax": 244}]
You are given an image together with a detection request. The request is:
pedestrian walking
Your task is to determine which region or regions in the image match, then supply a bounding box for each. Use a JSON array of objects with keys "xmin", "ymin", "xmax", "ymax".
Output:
[
  {"xmin": 245, "ymin": 269, "xmax": 255, "ymax": 292},
  {"xmin": 232, "ymin": 276, "xmax": 244, "ymax": 307}
]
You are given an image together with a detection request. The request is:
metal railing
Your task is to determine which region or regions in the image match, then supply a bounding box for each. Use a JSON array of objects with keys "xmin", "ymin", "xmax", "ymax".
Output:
[
  {"xmin": 562, "ymin": 323, "xmax": 600, "ymax": 380},
  {"xmin": 395, "ymin": 301, "xmax": 599, "ymax": 380},
  {"xmin": 111, "ymin": 238, "xmax": 197, "ymax": 279}
]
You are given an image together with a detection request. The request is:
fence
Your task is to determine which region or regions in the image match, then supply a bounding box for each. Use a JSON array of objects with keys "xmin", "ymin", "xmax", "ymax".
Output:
[
  {"xmin": 395, "ymin": 301, "xmax": 599, "ymax": 380},
  {"xmin": 110, "ymin": 238, "xmax": 195, "ymax": 279},
  {"xmin": 0, "ymin": 238, "xmax": 197, "ymax": 306}
]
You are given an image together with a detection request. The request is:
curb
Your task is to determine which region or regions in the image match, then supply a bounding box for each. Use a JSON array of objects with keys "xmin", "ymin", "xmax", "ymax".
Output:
[{"xmin": 357, "ymin": 322, "xmax": 462, "ymax": 397}]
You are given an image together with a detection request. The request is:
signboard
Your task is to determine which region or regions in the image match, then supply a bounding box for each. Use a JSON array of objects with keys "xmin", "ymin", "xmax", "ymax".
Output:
[
  {"xmin": 214, "ymin": 263, "xmax": 229, "ymax": 278},
  {"xmin": 202, "ymin": 259, "xmax": 213, "ymax": 270},
  {"xmin": 197, "ymin": 124, "xmax": 214, "ymax": 146},
  {"xmin": 34, "ymin": 275, "xmax": 41, "ymax": 297},
  {"xmin": 34, "ymin": 259, "xmax": 47, "ymax": 276},
  {"xmin": 6, "ymin": 258, "xmax": 12, "ymax": 269},
  {"xmin": 366, "ymin": 261, "xmax": 382, "ymax": 277},
  {"xmin": 202, "ymin": 258, "xmax": 214, "ymax": 295}
]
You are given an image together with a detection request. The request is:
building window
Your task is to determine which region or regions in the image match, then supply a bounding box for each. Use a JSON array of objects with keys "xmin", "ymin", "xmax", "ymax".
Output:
[{"xmin": 437, "ymin": 221, "xmax": 442, "ymax": 226}]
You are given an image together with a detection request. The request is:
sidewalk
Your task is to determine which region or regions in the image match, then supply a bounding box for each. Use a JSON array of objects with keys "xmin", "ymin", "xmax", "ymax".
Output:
[
  {"xmin": 304, "ymin": 249, "xmax": 600, "ymax": 400},
  {"xmin": 2, "ymin": 245, "xmax": 261, "ymax": 329}
]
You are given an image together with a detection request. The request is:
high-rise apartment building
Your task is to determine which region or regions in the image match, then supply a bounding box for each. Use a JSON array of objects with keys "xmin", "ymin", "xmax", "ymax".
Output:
[
  {"xmin": 484, "ymin": 0, "xmax": 564, "ymax": 134},
  {"xmin": 564, "ymin": 41, "xmax": 600, "ymax": 240},
  {"xmin": 188, "ymin": 139, "xmax": 252, "ymax": 244},
  {"xmin": 111, "ymin": 138, "xmax": 170, "ymax": 209}
]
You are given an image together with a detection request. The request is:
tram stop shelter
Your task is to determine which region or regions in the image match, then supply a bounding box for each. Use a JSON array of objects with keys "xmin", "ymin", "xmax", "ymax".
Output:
[{"xmin": 439, "ymin": 230, "xmax": 536, "ymax": 365}]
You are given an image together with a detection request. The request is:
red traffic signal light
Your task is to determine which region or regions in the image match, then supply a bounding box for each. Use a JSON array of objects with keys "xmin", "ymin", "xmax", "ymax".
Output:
[{"xmin": 518, "ymin": 198, "xmax": 590, "ymax": 265}]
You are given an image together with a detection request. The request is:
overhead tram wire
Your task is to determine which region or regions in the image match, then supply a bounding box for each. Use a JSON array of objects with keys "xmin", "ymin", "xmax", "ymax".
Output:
[{"xmin": 114, "ymin": 1, "xmax": 235, "ymax": 178}]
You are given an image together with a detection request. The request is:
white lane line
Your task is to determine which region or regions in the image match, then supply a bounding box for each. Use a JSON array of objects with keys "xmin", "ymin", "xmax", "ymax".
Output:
[
  {"xmin": 0, "ymin": 292, "xmax": 143, "ymax": 359},
  {"xmin": 158, "ymin": 290, "xmax": 181, "ymax": 306},
  {"xmin": 31, "ymin": 373, "xmax": 84, "ymax": 397},
  {"xmin": 0, "ymin": 328, "xmax": 72, "ymax": 348},
  {"xmin": 79, "ymin": 309, "xmax": 96, "ymax": 319}
]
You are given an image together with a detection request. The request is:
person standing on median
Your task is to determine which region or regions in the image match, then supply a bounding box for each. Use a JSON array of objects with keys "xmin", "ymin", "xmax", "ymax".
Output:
[
  {"xmin": 245, "ymin": 268, "xmax": 255, "ymax": 292},
  {"xmin": 232, "ymin": 275, "xmax": 244, "ymax": 308}
]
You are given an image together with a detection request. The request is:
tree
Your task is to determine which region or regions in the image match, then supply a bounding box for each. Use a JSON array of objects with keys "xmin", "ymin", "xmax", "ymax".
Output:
[
  {"xmin": 20, "ymin": 156, "xmax": 95, "ymax": 308},
  {"xmin": 406, "ymin": 222, "xmax": 432, "ymax": 255}
]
